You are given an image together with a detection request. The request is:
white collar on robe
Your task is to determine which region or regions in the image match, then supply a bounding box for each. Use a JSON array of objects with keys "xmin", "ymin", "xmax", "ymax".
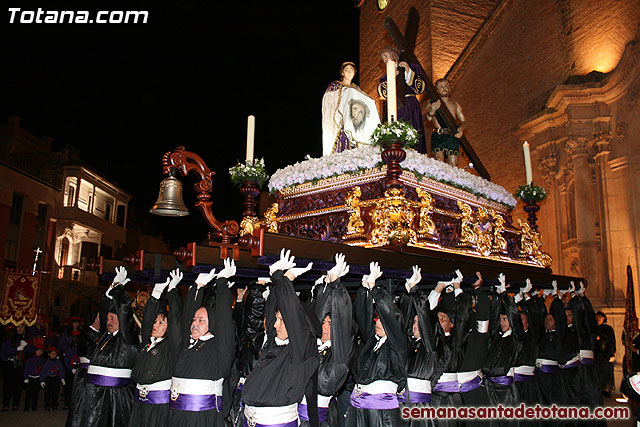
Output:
[
  {"xmin": 189, "ymin": 332, "xmax": 213, "ymax": 349},
  {"xmin": 90, "ymin": 326, "xmax": 99, "ymax": 333},
  {"xmin": 501, "ymin": 329, "xmax": 512, "ymax": 338},
  {"xmin": 147, "ymin": 336, "xmax": 165, "ymax": 351},
  {"xmin": 317, "ymin": 339, "xmax": 331, "ymax": 352},
  {"xmin": 275, "ymin": 337, "xmax": 289, "ymax": 346}
]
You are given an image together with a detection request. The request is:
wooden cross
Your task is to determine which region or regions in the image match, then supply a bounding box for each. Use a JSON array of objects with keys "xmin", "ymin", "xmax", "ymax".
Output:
[{"xmin": 384, "ymin": 7, "xmax": 491, "ymax": 181}]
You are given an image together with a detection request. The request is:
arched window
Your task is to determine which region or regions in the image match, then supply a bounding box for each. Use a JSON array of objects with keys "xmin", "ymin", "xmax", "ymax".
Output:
[{"xmin": 59, "ymin": 237, "xmax": 70, "ymax": 266}]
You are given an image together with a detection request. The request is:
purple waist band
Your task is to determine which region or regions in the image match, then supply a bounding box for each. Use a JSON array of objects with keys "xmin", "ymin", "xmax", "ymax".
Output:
[
  {"xmin": 561, "ymin": 361, "xmax": 580, "ymax": 369},
  {"xmin": 514, "ymin": 373, "xmax": 535, "ymax": 382},
  {"xmin": 79, "ymin": 363, "xmax": 89, "ymax": 370},
  {"xmin": 433, "ymin": 380, "xmax": 458, "ymax": 393},
  {"xmin": 243, "ymin": 420, "xmax": 298, "ymax": 427},
  {"xmin": 298, "ymin": 403, "xmax": 329, "ymax": 423},
  {"xmin": 536, "ymin": 364, "xmax": 559, "ymax": 374},
  {"xmin": 488, "ymin": 376, "xmax": 514, "ymax": 386},
  {"xmin": 581, "ymin": 358, "xmax": 595, "ymax": 365},
  {"xmin": 86, "ymin": 373, "xmax": 131, "ymax": 387},
  {"xmin": 459, "ymin": 376, "xmax": 482, "ymax": 393},
  {"xmin": 407, "ymin": 390, "xmax": 431, "ymax": 403},
  {"xmin": 135, "ymin": 389, "xmax": 170, "ymax": 405},
  {"xmin": 170, "ymin": 393, "xmax": 222, "ymax": 412},
  {"xmin": 349, "ymin": 389, "xmax": 399, "ymax": 410}
]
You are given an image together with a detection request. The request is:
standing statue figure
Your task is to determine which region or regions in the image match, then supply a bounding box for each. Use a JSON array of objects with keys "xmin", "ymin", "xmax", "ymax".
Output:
[
  {"xmin": 322, "ymin": 62, "xmax": 381, "ymax": 156},
  {"xmin": 377, "ymin": 47, "xmax": 427, "ymax": 153},
  {"xmin": 426, "ymin": 78, "xmax": 467, "ymax": 167}
]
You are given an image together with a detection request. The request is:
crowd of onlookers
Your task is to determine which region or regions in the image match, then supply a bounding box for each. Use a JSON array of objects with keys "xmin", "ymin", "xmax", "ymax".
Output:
[{"xmin": 1, "ymin": 314, "xmax": 82, "ymax": 411}]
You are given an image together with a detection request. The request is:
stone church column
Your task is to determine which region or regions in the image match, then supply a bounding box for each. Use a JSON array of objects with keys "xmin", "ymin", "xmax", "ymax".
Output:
[
  {"xmin": 539, "ymin": 144, "xmax": 562, "ymax": 274},
  {"xmin": 566, "ymin": 138, "xmax": 603, "ymax": 302}
]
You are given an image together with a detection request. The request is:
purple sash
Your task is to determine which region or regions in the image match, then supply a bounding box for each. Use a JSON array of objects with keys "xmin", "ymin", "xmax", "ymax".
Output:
[
  {"xmin": 86, "ymin": 373, "xmax": 131, "ymax": 387},
  {"xmin": 488, "ymin": 376, "xmax": 514, "ymax": 386},
  {"xmin": 561, "ymin": 360, "xmax": 580, "ymax": 369},
  {"xmin": 581, "ymin": 358, "xmax": 595, "ymax": 365},
  {"xmin": 433, "ymin": 380, "xmax": 458, "ymax": 393},
  {"xmin": 135, "ymin": 389, "xmax": 170, "ymax": 405},
  {"xmin": 407, "ymin": 390, "xmax": 431, "ymax": 403},
  {"xmin": 397, "ymin": 391, "xmax": 406, "ymax": 403},
  {"xmin": 536, "ymin": 364, "xmax": 558, "ymax": 374},
  {"xmin": 459, "ymin": 376, "xmax": 482, "ymax": 393},
  {"xmin": 297, "ymin": 403, "xmax": 330, "ymax": 423},
  {"xmin": 79, "ymin": 363, "xmax": 89, "ymax": 370},
  {"xmin": 170, "ymin": 393, "xmax": 222, "ymax": 412},
  {"xmin": 349, "ymin": 389, "xmax": 399, "ymax": 410},
  {"xmin": 243, "ymin": 420, "xmax": 298, "ymax": 427},
  {"xmin": 514, "ymin": 373, "xmax": 535, "ymax": 382}
]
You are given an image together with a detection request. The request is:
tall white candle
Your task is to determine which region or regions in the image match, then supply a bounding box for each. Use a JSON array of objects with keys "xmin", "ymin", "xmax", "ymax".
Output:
[
  {"xmin": 523, "ymin": 141, "xmax": 533, "ymax": 185},
  {"xmin": 246, "ymin": 115, "xmax": 255, "ymax": 162},
  {"xmin": 386, "ymin": 60, "xmax": 397, "ymax": 123}
]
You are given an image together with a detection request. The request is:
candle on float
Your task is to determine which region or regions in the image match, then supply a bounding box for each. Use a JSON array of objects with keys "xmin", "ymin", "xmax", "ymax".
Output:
[
  {"xmin": 523, "ymin": 141, "xmax": 533, "ymax": 185},
  {"xmin": 246, "ymin": 115, "xmax": 255, "ymax": 162},
  {"xmin": 386, "ymin": 60, "xmax": 397, "ymax": 123}
]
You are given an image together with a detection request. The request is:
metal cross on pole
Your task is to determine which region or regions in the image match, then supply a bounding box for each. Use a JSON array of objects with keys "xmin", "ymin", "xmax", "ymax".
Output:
[{"xmin": 32, "ymin": 247, "xmax": 43, "ymax": 275}]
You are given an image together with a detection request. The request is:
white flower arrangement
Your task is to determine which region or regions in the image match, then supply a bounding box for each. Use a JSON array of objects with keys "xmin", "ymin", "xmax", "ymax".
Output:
[
  {"xmin": 370, "ymin": 120, "xmax": 419, "ymax": 148},
  {"xmin": 268, "ymin": 146, "xmax": 517, "ymax": 208},
  {"xmin": 229, "ymin": 158, "xmax": 269, "ymax": 189}
]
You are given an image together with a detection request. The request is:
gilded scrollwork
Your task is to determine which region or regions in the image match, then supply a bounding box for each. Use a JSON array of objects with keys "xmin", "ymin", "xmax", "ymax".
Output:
[
  {"xmin": 369, "ymin": 189, "xmax": 417, "ymax": 246},
  {"xmin": 239, "ymin": 216, "xmax": 260, "ymax": 236},
  {"xmin": 474, "ymin": 206, "xmax": 492, "ymax": 256},
  {"xmin": 518, "ymin": 219, "xmax": 552, "ymax": 267},
  {"xmin": 345, "ymin": 186, "xmax": 365, "ymax": 235},
  {"xmin": 457, "ymin": 201, "xmax": 476, "ymax": 247},
  {"xmin": 490, "ymin": 210, "xmax": 508, "ymax": 254},
  {"xmin": 416, "ymin": 188, "xmax": 436, "ymax": 236},
  {"xmin": 262, "ymin": 203, "xmax": 279, "ymax": 233}
]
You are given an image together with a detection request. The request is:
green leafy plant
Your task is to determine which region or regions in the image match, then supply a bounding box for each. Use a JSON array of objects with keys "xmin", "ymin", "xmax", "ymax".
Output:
[
  {"xmin": 514, "ymin": 183, "xmax": 547, "ymax": 202},
  {"xmin": 229, "ymin": 158, "xmax": 269, "ymax": 189},
  {"xmin": 370, "ymin": 120, "xmax": 418, "ymax": 148}
]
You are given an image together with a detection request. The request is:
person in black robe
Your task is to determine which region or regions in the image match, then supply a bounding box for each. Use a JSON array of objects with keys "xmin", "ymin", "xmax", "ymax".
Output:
[
  {"xmin": 303, "ymin": 253, "xmax": 355, "ymax": 427},
  {"xmin": 229, "ymin": 279, "xmax": 267, "ymax": 427},
  {"xmin": 513, "ymin": 281, "xmax": 544, "ymax": 405},
  {"xmin": 397, "ymin": 266, "xmax": 436, "ymax": 427},
  {"xmin": 345, "ymin": 261, "xmax": 407, "ymax": 427},
  {"xmin": 167, "ymin": 258, "xmax": 236, "ymax": 427},
  {"xmin": 594, "ymin": 310, "xmax": 616, "ymax": 397},
  {"xmin": 129, "ymin": 268, "xmax": 183, "ymax": 427},
  {"xmin": 1, "ymin": 324, "xmax": 29, "ymax": 411},
  {"xmin": 81, "ymin": 266, "xmax": 139, "ymax": 427},
  {"xmin": 242, "ymin": 249, "xmax": 320, "ymax": 427},
  {"xmin": 534, "ymin": 282, "xmax": 568, "ymax": 408},
  {"xmin": 558, "ymin": 285, "xmax": 580, "ymax": 407},
  {"xmin": 483, "ymin": 274, "xmax": 523, "ymax": 419},
  {"xmin": 66, "ymin": 310, "xmax": 101, "ymax": 426}
]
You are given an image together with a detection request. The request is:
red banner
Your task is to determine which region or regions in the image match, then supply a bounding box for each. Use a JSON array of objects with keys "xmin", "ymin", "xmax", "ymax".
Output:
[{"xmin": 0, "ymin": 272, "xmax": 41, "ymax": 326}]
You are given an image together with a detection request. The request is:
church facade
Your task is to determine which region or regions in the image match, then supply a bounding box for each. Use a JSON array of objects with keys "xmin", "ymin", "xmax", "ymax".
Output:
[{"xmin": 359, "ymin": 0, "xmax": 640, "ymax": 371}]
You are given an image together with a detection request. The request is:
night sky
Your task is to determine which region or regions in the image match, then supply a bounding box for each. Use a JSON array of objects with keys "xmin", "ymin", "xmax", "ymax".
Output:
[{"xmin": 7, "ymin": 1, "xmax": 361, "ymax": 245}]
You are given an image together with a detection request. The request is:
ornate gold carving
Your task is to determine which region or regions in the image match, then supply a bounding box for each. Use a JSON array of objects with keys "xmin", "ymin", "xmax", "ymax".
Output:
[
  {"xmin": 490, "ymin": 210, "xmax": 508, "ymax": 254},
  {"xmin": 239, "ymin": 216, "xmax": 260, "ymax": 236},
  {"xmin": 345, "ymin": 187, "xmax": 365, "ymax": 235},
  {"xmin": 416, "ymin": 188, "xmax": 436, "ymax": 237},
  {"xmin": 474, "ymin": 206, "xmax": 492, "ymax": 256},
  {"xmin": 368, "ymin": 189, "xmax": 417, "ymax": 246},
  {"xmin": 457, "ymin": 201, "xmax": 476, "ymax": 247},
  {"xmin": 518, "ymin": 219, "xmax": 552, "ymax": 267},
  {"xmin": 262, "ymin": 203, "xmax": 279, "ymax": 233}
]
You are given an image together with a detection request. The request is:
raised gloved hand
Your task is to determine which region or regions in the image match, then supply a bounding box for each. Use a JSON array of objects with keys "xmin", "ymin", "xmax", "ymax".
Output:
[
  {"xmin": 195, "ymin": 268, "xmax": 217, "ymax": 289},
  {"xmin": 24, "ymin": 379, "xmax": 28, "ymax": 384},
  {"xmin": 217, "ymin": 258, "xmax": 236, "ymax": 279},
  {"xmin": 552, "ymin": 280, "xmax": 558, "ymax": 296},
  {"xmin": 522, "ymin": 278, "xmax": 533, "ymax": 294},
  {"xmin": 167, "ymin": 268, "xmax": 183, "ymax": 292},
  {"xmin": 269, "ymin": 249, "xmax": 296, "ymax": 275},
  {"xmin": 152, "ymin": 277, "xmax": 170, "ymax": 299},
  {"xmin": 40, "ymin": 382, "xmax": 45, "ymax": 389},
  {"xmin": 453, "ymin": 269, "xmax": 463, "ymax": 285},
  {"xmin": 286, "ymin": 262, "xmax": 313, "ymax": 280},
  {"xmin": 363, "ymin": 262, "xmax": 382, "ymax": 290},
  {"xmin": 405, "ymin": 265, "xmax": 422, "ymax": 292},
  {"xmin": 61, "ymin": 378, "xmax": 65, "ymax": 386},
  {"xmin": 576, "ymin": 281, "xmax": 585, "ymax": 296},
  {"xmin": 107, "ymin": 266, "xmax": 130, "ymax": 297},
  {"xmin": 496, "ymin": 273, "xmax": 508, "ymax": 294},
  {"xmin": 227, "ymin": 281, "xmax": 235, "ymax": 289},
  {"xmin": 17, "ymin": 340, "xmax": 27, "ymax": 351},
  {"xmin": 327, "ymin": 253, "xmax": 349, "ymax": 282}
]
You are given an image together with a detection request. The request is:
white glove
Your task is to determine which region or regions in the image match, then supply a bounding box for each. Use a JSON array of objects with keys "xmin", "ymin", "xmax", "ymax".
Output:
[
  {"xmin": 72, "ymin": 369, "xmax": 77, "ymax": 374},
  {"xmin": 168, "ymin": 268, "xmax": 183, "ymax": 292},
  {"xmin": 24, "ymin": 379, "xmax": 28, "ymax": 384},
  {"xmin": 152, "ymin": 277, "xmax": 170, "ymax": 299},
  {"xmin": 576, "ymin": 281, "xmax": 585, "ymax": 296},
  {"xmin": 363, "ymin": 262, "xmax": 382, "ymax": 289},
  {"xmin": 262, "ymin": 287, "xmax": 271, "ymax": 300},
  {"xmin": 195, "ymin": 268, "xmax": 217, "ymax": 288},
  {"xmin": 327, "ymin": 253, "xmax": 349, "ymax": 281},
  {"xmin": 522, "ymin": 278, "xmax": 533, "ymax": 294},
  {"xmin": 217, "ymin": 258, "xmax": 237, "ymax": 279},
  {"xmin": 227, "ymin": 281, "xmax": 235, "ymax": 289},
  {"xmin": 17, "ymin": 340, "xmax": 27, "ymax": 351},
  {"xmin": 61, "ymin": 379, "xmax": 66, "ymax": 386},
  {"xmin": 496, "ymin": 273, "xmax": 507, "ymax": 294},
  {"xmin": 269, "ymin": 249, "xmax": 296, "ymax": 274},
  {"xmin": 453, "ymin": 269, "xmax": 463, "ymax": 284},
  {"xmin": 40, "ymin": 382, "xmax": 45, "ymax": 389},
  {"xmin": 286, "ymin": 262, "xmax": 313, "ymax": 280},
  {"xmin": 405, "ymin": 265, "xmax": 422, "ymax": 292},
  {"xmin": 315, "ymin": 275, "xmax": 326, "ymax": 286},
  {"xmin": 257, "ymin": 277, "xmax": 271, "ymax": 285},
  {"xmin": 107, "ymin": 266, "xmax": 130, "ymax": 298},
  {"xmin": 551, "ymin": 280, "xmax": 558, "ymax": 296},
  {"xmin": 514, "ymin": 293, "xmax": 523, "ymax": 304}
]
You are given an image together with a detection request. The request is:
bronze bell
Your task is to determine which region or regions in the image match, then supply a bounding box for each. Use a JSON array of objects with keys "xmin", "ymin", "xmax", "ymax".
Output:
[{"xmin": 149, "ymin": 176, "xmax": 189, "ymax": 216}]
